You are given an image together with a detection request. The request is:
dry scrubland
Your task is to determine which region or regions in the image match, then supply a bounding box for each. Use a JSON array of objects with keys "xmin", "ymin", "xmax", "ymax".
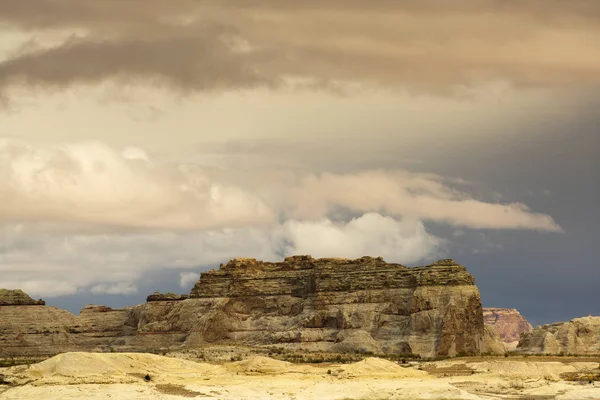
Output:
[{"xmin": 1, "ymin": 350, "xmax": 600, "ymax": 400}]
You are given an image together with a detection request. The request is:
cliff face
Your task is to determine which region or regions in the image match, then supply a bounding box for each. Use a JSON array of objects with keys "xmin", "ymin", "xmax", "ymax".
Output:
[
  {"xmin": 0, "ymin": 256, "xmax": 489, "ymax": 358},
  {"xmin": 185, "ymin": 256, "xmax": 485, "ymax": 357},
  {"xmin": 483, "ymin": 308, "xmax": 533, "ymax": 351},
  {"xmin": 0, "ymin": 304, "xmax": 136, "ymax": 356},
  {"xmin": 517, "ymin": 316, "xmax": 600, "ymax": 355}
]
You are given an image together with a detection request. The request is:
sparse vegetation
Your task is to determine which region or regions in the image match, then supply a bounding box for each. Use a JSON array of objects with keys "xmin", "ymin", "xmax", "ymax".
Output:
[
  {"xmin": 561, "ymin": 372, "xmax": 600, "ymax": 383},
  {"xmin": 258, "ymin": 349, "xmax": 423, "ymax": 365},
  {"xmin": 155, "ymin": 384, "xmax": 204, "ymax": 397},
  {"xmin": 509, "ymin": 380, "xmax": 525, "ymax": 389},
  {"xmin": 0, "ymin": 356, "xmax": 47, "ymax": 367}
]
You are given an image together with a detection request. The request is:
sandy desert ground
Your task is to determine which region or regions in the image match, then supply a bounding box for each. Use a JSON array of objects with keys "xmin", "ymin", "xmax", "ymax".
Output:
[{"xmin": 1, "ymin": 352, "xmax": 600, "ymax": 400}]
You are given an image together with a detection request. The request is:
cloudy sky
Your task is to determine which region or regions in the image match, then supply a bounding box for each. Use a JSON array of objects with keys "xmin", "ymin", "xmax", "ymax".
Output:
[{"xmin": 0, "ymin": 1, "xmax": 598, "ymax": 325}]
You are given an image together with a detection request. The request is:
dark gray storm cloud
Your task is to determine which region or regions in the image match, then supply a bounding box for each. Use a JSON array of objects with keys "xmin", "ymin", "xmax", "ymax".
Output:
[
  {"xmin": 0, "ymin": 31, "xmax": 274, "ymax": 93},
  {"xmin": 1, "ymin": 0, "xmax": 599, "ymax": 99}
]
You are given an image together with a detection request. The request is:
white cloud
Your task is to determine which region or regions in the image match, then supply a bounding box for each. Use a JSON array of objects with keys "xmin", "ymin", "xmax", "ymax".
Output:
[
  {"xmin": 0, "ymin": 280, "xmax": 77, "ymax": 298},
  {"xmin": 179, "ymin": 272, "xmax": 199, "ymax": 289},
  {"xmin": 0, "ymin": 213, "xmax": 443, "ymax": 297},
  {"xmin": 90, "ymin": 282, "xmax": 138, "ymax": 295},
  {"xmin": 280, "ymin": 213, "xmax": 445, "ymax": 264},
  {"xmin": 122, "ymin": 146, "xmax": 150, "ymax": 162},
  {"xmin": 0, "ymin": 138, "xmax": 274, "ymax": 231},
  {"xmin": 0, "ymin": 138, "xmax": 563, "ymax": 298},
  {"xmin": 278, "ymin": 171, "xmax": 562, "ymax": 232},
  {"xmin": 0, "ymin": 138, "xmax": 562, "ymax": 234}
]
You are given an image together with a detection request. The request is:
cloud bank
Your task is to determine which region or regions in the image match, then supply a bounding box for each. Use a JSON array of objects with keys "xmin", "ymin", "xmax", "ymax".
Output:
[
  {"xmin": 0, "ymin": 138, "xmax": 562, "ymax": 297},
  {"xmin": 0, "ymin": 0, "xmax": 598, "ymax": 102}
]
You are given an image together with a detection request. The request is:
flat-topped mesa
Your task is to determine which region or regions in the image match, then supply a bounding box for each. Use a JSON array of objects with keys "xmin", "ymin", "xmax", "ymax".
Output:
[
  {"xmin": 186, "ymin": 256, "xmax": 486, "ymax": 357},
  {"xmin": 190, "ymin": 256, "xmax": 473, "ymax": 298},
  {"xmin": 0, "ymin": 289, "xmax": 45, "ymax": 306},
  {"xmin": 1, "ymin": 257, "xmax": 492, "ymax": 358}
]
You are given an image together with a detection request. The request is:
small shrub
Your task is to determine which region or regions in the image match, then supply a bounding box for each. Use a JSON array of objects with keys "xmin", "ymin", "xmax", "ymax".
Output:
[
  {"xmin": 144, "ymin": 374, "xmax": 152, "ymax": 382},
  {"xmin": 327, "ymin": 369, "xmax": 332, "ymax": 375},
  {"xmin": 509, "ymin": 380, "xmax": 525, "ymax": 389}
]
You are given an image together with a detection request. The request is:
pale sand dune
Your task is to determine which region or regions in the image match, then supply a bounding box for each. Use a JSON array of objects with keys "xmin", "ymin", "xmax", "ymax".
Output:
[
  {"xmin": 2, "ymin": 353, "xmax": 600, "ymax": 400},
  {"xmin": 338, "ymin": 357, "xmax": 428, "ymax": 378},
  {"xmin": 466, "ymin": 360, "xmax": 577, "ymax": 379},
  {"xmin": 226, "ymin": 355, "xmax": 293, "ymax": 374},
  {"xmin": 3, "ymin": 352, "xmax": 225, "ymax": 385}
]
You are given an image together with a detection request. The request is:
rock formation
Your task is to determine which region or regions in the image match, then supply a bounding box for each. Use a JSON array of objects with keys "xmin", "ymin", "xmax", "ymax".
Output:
[
  {"xmin": 0, "ymin": 256, "xmax": 495, "ymax": 358},
  {"xmin": 146, "ymin": 292, "xmax": 189, "ymax": 302},
  {"xmin": 483, "ymin": 308, "xmax": 533, "ymax": 350},
  {"xmin": 517, "ymin": 316, "xmax": 600, "ymax": 355},
  {"xmin": 0, "ymin": 289, "xmax": 45, "ymax": 306}
]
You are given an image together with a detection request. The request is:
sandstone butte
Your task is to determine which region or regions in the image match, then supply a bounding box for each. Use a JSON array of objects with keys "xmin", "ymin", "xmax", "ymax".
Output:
[
  {"xmin": 0, "ymin": 256, "xmax": 505, "ymax": 358},
  {"xmin": 517, "ymin": 316, "xmax": 600, "ymax": 355},
  {"xmin": 483, "ymin": 308, "xmax": 533, "ymax": 351}
]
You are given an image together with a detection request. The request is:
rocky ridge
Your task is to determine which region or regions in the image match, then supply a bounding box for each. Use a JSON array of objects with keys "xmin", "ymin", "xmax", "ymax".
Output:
[
  {"xmin": 0, "ymin": 289, "xmax": 45, "ymax": 306},
  {"xmin": 517, "ymin": 316, "xmax": 600, "ymax": 355},
  {"xmin": 146, "ymin": 292, "xmax": 189, "ymax": 302},
  {"xmin": 1, "ymin": 256, "xmax": 497, "ymax": 358},
  {"xmin": 483, "ymin": 308, "xmax": 533, "ymax": 351}
]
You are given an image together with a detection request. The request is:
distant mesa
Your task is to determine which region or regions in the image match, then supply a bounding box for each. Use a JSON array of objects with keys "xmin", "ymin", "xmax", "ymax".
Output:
[
  {"xmin": 0, "ymin": 289, "xmax": 45, "ymax": 306},
  {"xmin": 483, "ymin": 308, "xmax": 533, "ymax": 351}
]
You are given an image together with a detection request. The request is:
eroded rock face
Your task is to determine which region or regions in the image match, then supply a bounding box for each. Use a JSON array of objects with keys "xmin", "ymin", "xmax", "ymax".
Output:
[
  {"xmin": 146, "ymin": 292, "xmax": 190, "ymax": 302},
  {"xmin": 0, "ymin": 304, "xmax": 136, "ymax": 356},
  {"xmin": 518, "ymin": 316, "xmax": 600, "ymax": 355},
  {"xmin": 483, "ymin": 308, "xmax": 533, "ymax": 351},
  {"xmin": 1, "ymin": 256, "xmax": 488, "ymax": 358},
  {"xmin": 0, "ymin": 289, "xmax": 45, "ymax": 306}
]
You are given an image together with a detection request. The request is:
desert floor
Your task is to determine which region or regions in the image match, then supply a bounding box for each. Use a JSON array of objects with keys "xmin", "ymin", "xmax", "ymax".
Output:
[{"xmin": 1, "ymin": 352, "xmax": 600, "ymax": 399}]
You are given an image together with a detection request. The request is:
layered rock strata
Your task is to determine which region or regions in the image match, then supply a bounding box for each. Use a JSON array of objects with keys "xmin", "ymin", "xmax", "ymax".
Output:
[
  {"xmin": 146, "ymin": 292, "xmax": 190, "ymax": 302},
  {"xmin": 483, "ymin": 308, "xmax": 533, "ymax": 350},
  {"xmin": 517, "ymin": 316, "xmax": 600, "ymax": 355},
  {"xmin": 1, "ymin": 256, "xmax": 493, "ymax": 358}
]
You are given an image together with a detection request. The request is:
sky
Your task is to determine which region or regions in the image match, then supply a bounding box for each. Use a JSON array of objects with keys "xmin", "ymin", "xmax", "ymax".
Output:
[{"xmin": 0, "ymin": 0, "xmax": 598, "ymax": 326}]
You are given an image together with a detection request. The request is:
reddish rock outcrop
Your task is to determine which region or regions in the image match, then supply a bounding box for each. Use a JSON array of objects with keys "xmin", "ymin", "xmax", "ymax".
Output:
[{"xmin": 483, "ymin": 308, "xmax": 533, "ymax": 350}]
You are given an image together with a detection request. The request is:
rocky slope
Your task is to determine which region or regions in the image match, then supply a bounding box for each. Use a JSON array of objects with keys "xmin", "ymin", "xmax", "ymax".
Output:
[
  {"xmin": 0, "ymin": 289, "xmax": 45, "ymax": 306},
  {"xmin": 483, "ymin": 308, "xmax": 533, "ymax": 350},
  {"xmin": 517, "ymin": 316, "xmax": 600, "ymax": 355},
  {"xmin": 0, "ymin": 256, "xmax": 496, "ymax": 358}
]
